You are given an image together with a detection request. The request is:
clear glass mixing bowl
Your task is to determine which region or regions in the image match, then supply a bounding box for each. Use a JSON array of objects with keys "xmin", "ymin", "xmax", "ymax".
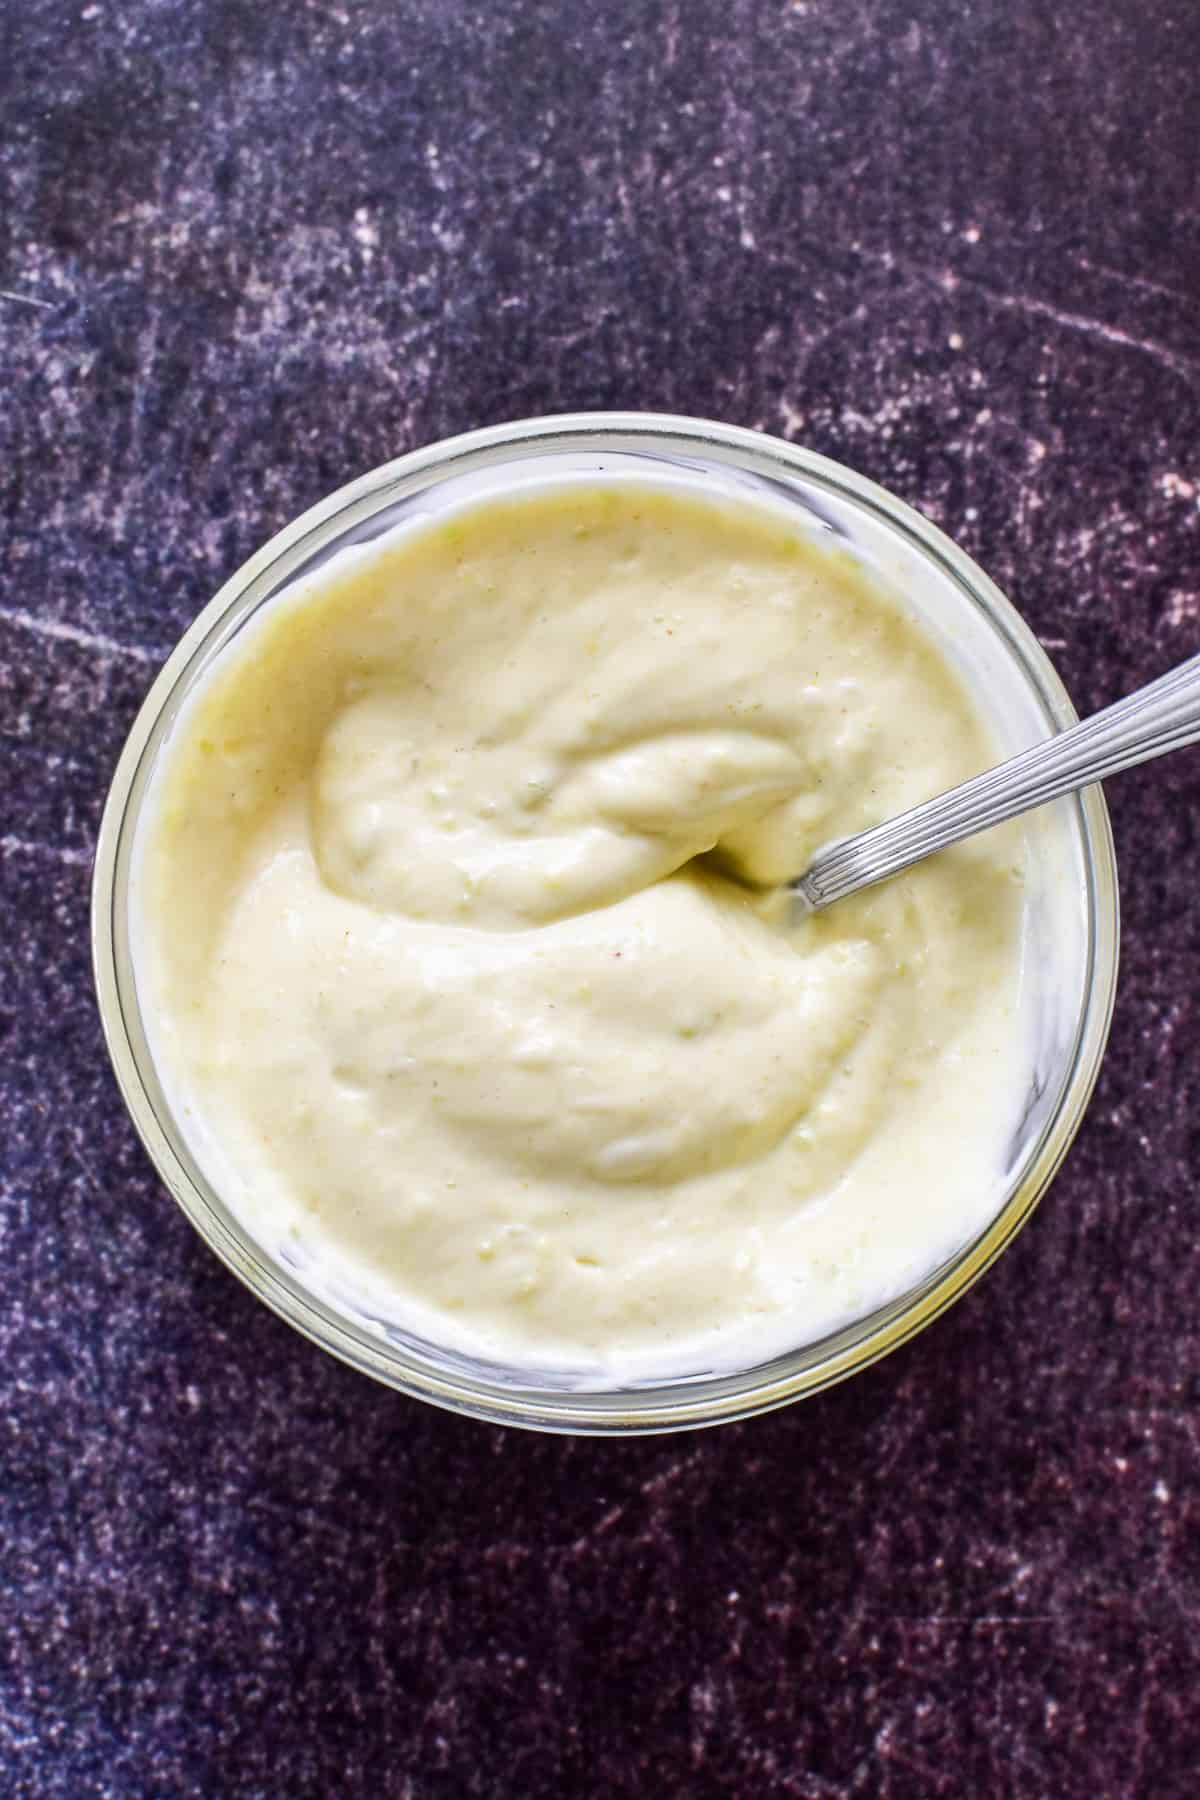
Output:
[{"xmin": 92, "ymin": 413, "xmax": 1119, "ymax": 1433}]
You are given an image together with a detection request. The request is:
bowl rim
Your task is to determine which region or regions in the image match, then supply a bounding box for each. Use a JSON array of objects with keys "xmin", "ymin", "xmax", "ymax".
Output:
[{"xmin": 91, "ymin": 410, "xmax": 1120, "ymax": 1434}]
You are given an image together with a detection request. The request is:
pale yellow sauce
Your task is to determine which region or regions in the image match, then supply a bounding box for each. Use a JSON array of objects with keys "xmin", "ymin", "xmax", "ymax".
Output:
[{"xmin": 137, "ymin": 482, "xmax": 1028, "ymax": 1378}]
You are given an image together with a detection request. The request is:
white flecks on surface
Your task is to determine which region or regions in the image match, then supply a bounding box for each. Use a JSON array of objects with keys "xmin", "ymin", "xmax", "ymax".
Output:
[
  {"xmin": 0, "ymin": 834, "xmax": 91, "ymax": 870},
  {"xmin": 0, "ymin": 604, "xmax": 166, "ymax": 667}
]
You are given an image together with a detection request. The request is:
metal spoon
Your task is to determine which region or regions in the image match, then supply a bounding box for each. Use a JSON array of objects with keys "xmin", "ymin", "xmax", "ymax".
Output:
[{"xmin": 793, "ymin": 649, "xmax": 1200, "ymax": 911}]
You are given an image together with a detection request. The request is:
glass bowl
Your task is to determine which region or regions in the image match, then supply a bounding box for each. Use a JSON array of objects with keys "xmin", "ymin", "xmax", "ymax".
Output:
[{"xmin": 92, "ymin": 413, "xmax": 1119, "ymax": 1433}]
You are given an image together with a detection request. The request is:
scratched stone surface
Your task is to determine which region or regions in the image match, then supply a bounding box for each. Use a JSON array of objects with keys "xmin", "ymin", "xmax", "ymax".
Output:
[{"xmin": 2, "ymin": 0, "xmax": 1199, "ymax": 1794}]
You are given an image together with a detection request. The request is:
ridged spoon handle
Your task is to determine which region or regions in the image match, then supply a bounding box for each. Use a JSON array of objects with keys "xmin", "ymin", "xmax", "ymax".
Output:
[{"xmin": 794, "ymin": 649, "xmax": 1200, "ymax": 911}]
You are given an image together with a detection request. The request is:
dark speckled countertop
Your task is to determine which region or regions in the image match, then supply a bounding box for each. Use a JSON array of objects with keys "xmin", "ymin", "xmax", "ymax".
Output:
[{"xmin": 3, "ymin": 2, "xmax": 1199, "ymax": 1794}]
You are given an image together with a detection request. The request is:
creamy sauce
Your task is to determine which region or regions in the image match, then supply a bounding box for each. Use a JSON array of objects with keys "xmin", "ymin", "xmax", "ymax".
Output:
[{"xmin": 137, "ymin": 481, "xmax": 1029, "ymax": 1379}]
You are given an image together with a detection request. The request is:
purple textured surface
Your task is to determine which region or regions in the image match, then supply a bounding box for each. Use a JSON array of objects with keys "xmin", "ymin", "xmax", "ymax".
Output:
[{"xmin": 2, "ymin": 1, "xmax": 1199, "ymax": 1794}]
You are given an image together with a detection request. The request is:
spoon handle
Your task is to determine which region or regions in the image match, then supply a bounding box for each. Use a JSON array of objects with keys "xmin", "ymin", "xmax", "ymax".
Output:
[{"xmin": 795, "ymin": 648, "xmax": 1200, "ymax": 911}]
